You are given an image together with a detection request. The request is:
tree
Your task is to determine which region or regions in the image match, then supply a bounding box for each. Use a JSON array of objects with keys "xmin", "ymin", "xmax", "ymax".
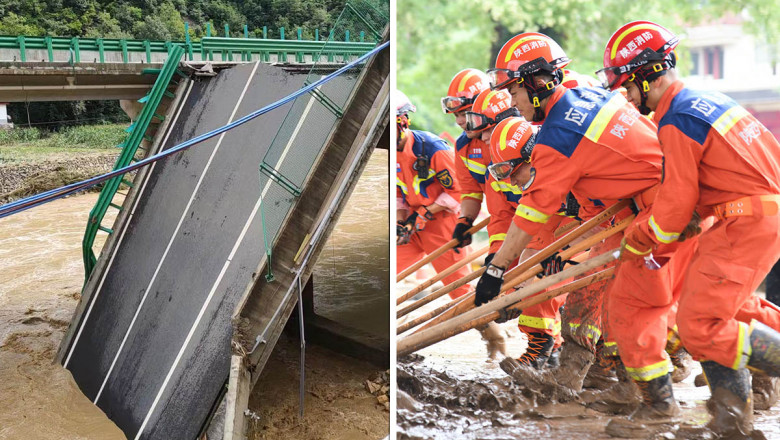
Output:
[{"xmin": 398, "ymin": 0, "xmax": 780, "ymax": 136}]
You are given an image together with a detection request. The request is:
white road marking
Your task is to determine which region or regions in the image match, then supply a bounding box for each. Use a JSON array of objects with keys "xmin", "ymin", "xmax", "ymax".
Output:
[
  {"xmin": 64, "ymin": 80, "xmax": 195, "ymax": 368},
  {"xmin": 93, "ymin": 62, "xmax": 260, "ymax": 403},
  {"xmin": 133, "ymin": 85, "xmax": 319, "ymax": 439}
]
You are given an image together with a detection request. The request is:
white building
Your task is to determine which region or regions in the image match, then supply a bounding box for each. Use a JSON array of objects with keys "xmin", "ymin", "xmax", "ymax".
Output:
[{"xmin": 682, "ymin": 14, "xmax": 780, "ymax": 138}]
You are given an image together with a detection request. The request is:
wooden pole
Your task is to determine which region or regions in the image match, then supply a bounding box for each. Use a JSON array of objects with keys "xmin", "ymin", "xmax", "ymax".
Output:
[
  {"xmin": 397, "ymin": 293, "xmax": 470, "ymax": 335},
  {"xmin": 502, "ymin": 215, "xmax": 633, "ymax": 288},
  {"xmin": 414, "ymin": 201, "xmax": 630, "ymax": 332},
  {"xmin": 444, "ymin": 267, "xmax": 615, "ymax": 348},
  {"xmin": 397, "ymin": 245, "xmax": 488, "ymax": 305},
  {"xmin": 397, "ymin": 216, "xmax": 490, "ymax": 281},
  {"xmin": 397, "ymin": 249, "xmax": 620, "ymax": 356},
  {"xmin": 401, "ymin": 215, "xmax": 630, "ymax": 335},
  {"xmin": 397, "ymin": 252, "xmax": 491, "ymax": 318}
]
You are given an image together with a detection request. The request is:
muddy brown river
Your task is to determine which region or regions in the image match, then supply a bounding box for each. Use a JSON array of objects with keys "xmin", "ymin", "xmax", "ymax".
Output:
[{"xmin": 0, "ymin": 149, "xmax": 389, "ymax": 439}]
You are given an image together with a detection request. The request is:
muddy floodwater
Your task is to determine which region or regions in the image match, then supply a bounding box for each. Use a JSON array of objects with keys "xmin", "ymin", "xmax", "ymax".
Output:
[
  {"xmin": 0, "ymin": 193, "xmax": 125, "ymax": 439},
  {"xmin": 397, "ymin": 297, "xmax": 780, "ymax": 440},
  {"xmin": 0, "ymin": 150, "xmax": 389, "ymax": 439}
]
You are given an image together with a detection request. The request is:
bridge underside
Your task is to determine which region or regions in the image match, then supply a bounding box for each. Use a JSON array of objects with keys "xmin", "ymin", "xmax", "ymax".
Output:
[{"xmin": 0, "ymin": 62, "xmax": 163, "ymax": 101}]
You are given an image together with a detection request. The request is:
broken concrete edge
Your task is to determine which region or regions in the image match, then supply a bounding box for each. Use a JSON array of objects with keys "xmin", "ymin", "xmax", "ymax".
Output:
[
  {"xmin": 221, "ymin": 32, "xmax": 388, "ymax": 440},
  {"xmin": 55, "ymin": 75, "xmax": 193, "ymax": 365}
]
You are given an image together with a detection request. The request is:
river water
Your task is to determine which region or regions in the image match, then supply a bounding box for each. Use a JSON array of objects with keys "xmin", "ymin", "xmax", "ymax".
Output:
[
  {"xmin": 0, "ymin": 149, "xmax": 389, "ymax": 439},
  {"xmin": 313, "ymin": 149, "xmax": 389, "ymax": 337}
]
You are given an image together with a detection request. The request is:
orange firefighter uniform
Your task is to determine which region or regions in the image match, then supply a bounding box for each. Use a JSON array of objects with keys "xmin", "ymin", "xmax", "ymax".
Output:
[
  {"xmin": 485, "ymin": 69, "xmax": 600, "ymax": 347},
  {"xmin": 484, "ymin": 172, "xmax": 583, "ymax": 346},
  {"xmin": 511, "ymin": 86, "xmax": 697, "ymax": 382},
  {"xmin": 397, "ymin": 129, "xmax": 471, "ymax": 299},
  {"xmin": 453, "ymin": 131, "xmax": 491, "ymax": 215},
  {"xmin": 627, "ymin": 81, "xmax": 780, "ymax": 369}
]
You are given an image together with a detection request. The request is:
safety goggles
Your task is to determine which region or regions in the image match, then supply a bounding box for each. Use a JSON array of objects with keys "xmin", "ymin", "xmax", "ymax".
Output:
[
  {"xmin": 596, "ymin": 39, "xmax": 679, "ymax": 90},
  {"xmin": 397, "ymin": 102, "xmax": 416, "ymax": 117},
  {"xmin": 441, "ymin": 96, "xmax": 476, "ymax": 113},
  {"xmin": 487, "ymin": 57, "xmax": 562, "ymax": 90},
  {"xmin": 488, "ymin": 158, "xmax": 527, "ymax": 181},
  {"xmin": 464, "ymin": 107, "xmax": 520, "ymax": 132}
]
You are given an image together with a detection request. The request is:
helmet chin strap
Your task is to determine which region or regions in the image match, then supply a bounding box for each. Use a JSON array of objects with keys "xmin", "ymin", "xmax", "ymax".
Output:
[
  {"xmin": 522, "ymin": 71, "xmax": 562, "ymax": 122},
  {"xmin": 630, "ymin": 54, "xmax": 676, "ymax": 115}
]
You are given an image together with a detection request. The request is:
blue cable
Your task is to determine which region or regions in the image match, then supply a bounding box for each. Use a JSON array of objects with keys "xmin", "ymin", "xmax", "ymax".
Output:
[{"xmin": 0, "ymin": 41, "xmax": 389, "ymax": 219}]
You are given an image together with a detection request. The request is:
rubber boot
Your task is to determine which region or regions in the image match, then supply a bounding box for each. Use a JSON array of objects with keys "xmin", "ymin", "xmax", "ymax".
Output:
[
  {"xmin": 583, "ymin": 357, "xmax": 640, "ymax": 415},
  {"xmin": 499, "ymin": 340, "xmax": 594, "ymax": 401},
  {"xmin": 517, "ymin": 331, "xmax": 555, "ymax": 370},
  {"xmin": 547, "ymin": 344, "xmax": 561, "ymax": 368},
  {"xmin": 666, "ymin": 327, "xmax": 694, "ymax": 383},
  {"xmin": 747, "ymin": 320, "xmax": 780, "ymax": 377},
  {"xmin": 583, "ymin": 343, "xmax": 618, "ymax": 390},
  {"xmin": 700, "ymin": 361, "xmax": 761, "ymax": 439},
  {"xmin": 669, "ymin": 347, "xmax": 694, "ymax": 383},
  {"xmin": 604, "ymin": 373, "xmax": 679, "ymax": 438},
  {"xmin": 752, "ymin": 371, "xmax": 780, "ymax": 410},
  {"xmin": 479, "ymin": 321, "xmax": 507, "ymax": 360}
]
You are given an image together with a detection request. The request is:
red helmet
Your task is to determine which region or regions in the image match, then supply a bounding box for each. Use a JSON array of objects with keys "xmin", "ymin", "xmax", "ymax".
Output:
[
  {"xmin": 597, "ymin": 21, "xmax": 679, "ymax": 91},
  {"xmin": 488, "ymin": 117, "xmax": 537, "ymax": 181},
  {"xmin": 488, "ymin": 33, "xmax": 570, "ymax": 91},
  {"xmin": 441, "ymin": 69, "xmax": 491, "ymax": 113},
  {"xmin": 464, "ymin": 89, "xmax": 520, "ymax": 132}
]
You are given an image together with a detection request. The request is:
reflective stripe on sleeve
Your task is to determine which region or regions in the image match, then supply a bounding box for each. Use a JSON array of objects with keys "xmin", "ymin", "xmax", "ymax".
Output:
[
  {"xmin": 584, "ymin": 93, "xmax": 627, "ymax": 143},
  {"xmin": 714, "ymin": 105, "xmax": 750, "ymax": 136},
  {"xmin": 489, "ymin": 233, "xmax": 507, "ymax": 245},
  {"xmin": 460, "ymin": 156, "xmax": 487, "ymax": 175},
  {"xmin": 397, "ymin": 177, "xmax": 408, "ymax": 195},
  {"xmin": 516, "ymin": 204, "xmax": 551, "ymax": 224},
  {"xmin": 461, "ymin": 192, "xmax": 484, "ymax": 201},
  {"xmin": 649, "ymin": 215, "xmax": 680, "ymax": 244}
]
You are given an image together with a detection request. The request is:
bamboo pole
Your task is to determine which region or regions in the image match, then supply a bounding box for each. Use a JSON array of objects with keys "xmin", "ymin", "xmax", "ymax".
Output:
[
  {"xmin": 397, "ymin": 245, "xmax": 488, "ymax": 306},
  {"xmin": 397, "ymin": 252, "xmax": 493, "ymax": 318},
  {"xmin": 414, "ymin": 200, "xmax": 630, "ymax": 332},
  {"xmin": 502, "ymin": 215, "xmax": 633, "ymax": 288},
  {"xmin": 445, "ymin": 267, "xmax": 615, "ymax": 348},
  {"xmin": 554, "ymin": 219, "xmax": 581, "ymax": 238},
  {"xmin": 397, "ymin": 215, "xmax": 631, "ymax": 335},
  {"xmin": 397, "ymin": 249, "xmax": 620, "ymax": 356},
  {"xmin": 397, "ymin": 293, "xmax": 465, "ymax": 335},
  {"xmin": 397, "ymin": 216, "xmax": 490, "ymax": 282}
]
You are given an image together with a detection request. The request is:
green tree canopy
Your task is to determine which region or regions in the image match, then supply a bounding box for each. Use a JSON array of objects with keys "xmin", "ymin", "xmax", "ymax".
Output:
[{"xmin": 398, "ymin": 0, "xmax": 780, "ymax": 137}]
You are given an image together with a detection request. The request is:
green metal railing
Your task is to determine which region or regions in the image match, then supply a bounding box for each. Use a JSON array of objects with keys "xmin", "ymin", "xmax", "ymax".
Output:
[
  {"xmin": 0, "ymin": 26, "xmax": 376, "ymax": 64},
  {"xmin": 256, "ymin": 0, "xmax": 388, "ymax": 282},
  {"xmin": 82, "ymin": 45, "xmax": 186, "ymax": 280}
]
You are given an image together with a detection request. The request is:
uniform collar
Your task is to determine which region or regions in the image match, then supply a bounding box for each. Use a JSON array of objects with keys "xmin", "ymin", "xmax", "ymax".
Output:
[
  {"xmin": 652, "ymin": 80, "xmax": 685, "ymax": 125},
  {"xmin": 399, "ymin": 129, "xmax": 414, "ymax": 154}
]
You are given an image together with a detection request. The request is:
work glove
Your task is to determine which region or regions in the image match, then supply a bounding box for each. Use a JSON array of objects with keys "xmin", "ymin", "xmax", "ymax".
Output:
[
  {"xmin": 412, "ymin": 206, "xmax": 434, "ymax": 231},
  {"xmin": 475, "ymin": 263, "xmax": 505, "ymax": 306},
  {"xmin": 396, "ymin": 220, "xmax": 414, "ymax": 245},
  {"xmin": 495, "ymin": 306, "xmax": 522, "ymax": 324},
  {"xmin": 620, "ymin": 223, "xmax": 654, "ymax": 261},
  {"xmin": 536, "ymin": 248, "xmax": 578, "ymax": 279},
  {"xmin": 677, "ymin": 211, "xmax": 702, "ymax": 242},
  {"xmin": 483, "ymin": 252, "xmax": 495, "ymax": 267},
  {"xmin": 452, "ymin": 216, "xmax": 474, "ymax": 248}
]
